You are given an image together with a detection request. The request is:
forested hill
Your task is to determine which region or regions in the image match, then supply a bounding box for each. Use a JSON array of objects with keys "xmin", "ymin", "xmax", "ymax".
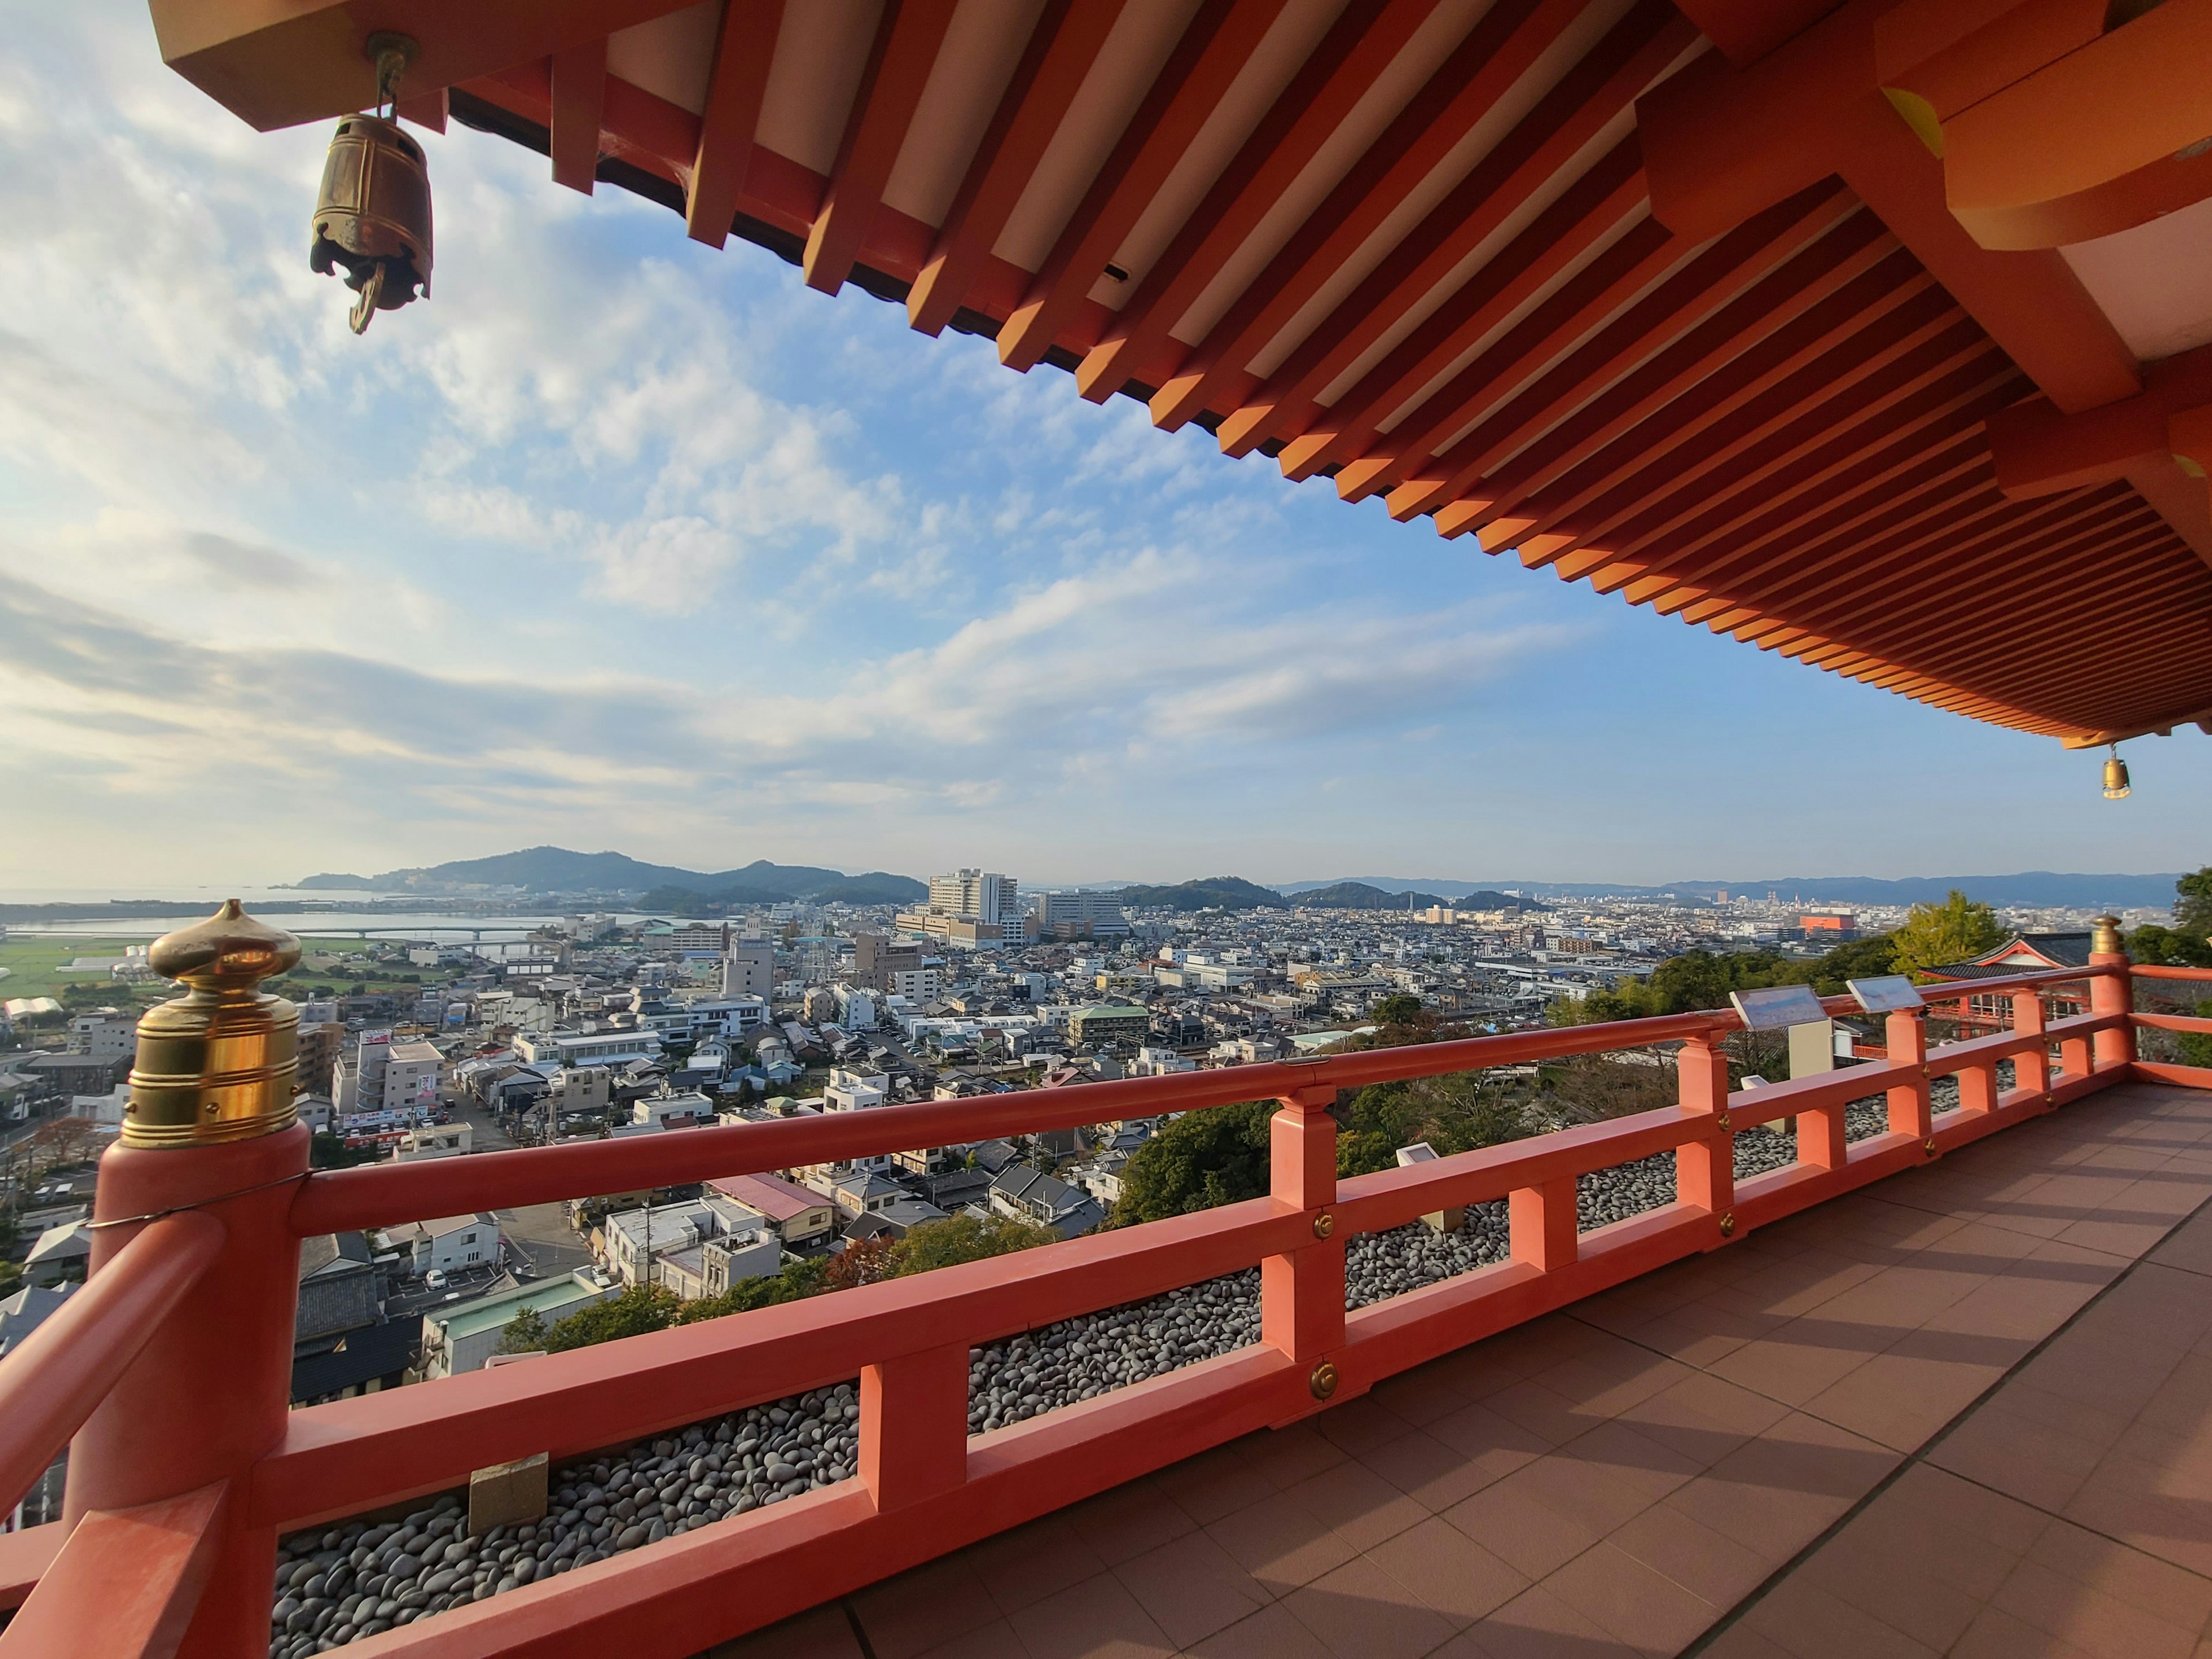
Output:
[
  {"xmin": 1293, "ymin": 882, "xmax": 1548, "ymax": 911},
  {"xmin": 1108, "ymin": 877, "xmax": 1289, "ymax": 911},
  {"xmin": 294, "ymin": 846, "xmax": 926, "ymax": 904}
]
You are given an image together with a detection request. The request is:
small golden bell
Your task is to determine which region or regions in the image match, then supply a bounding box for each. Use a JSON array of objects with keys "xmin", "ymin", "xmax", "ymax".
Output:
[
  {"xmin": 2102, "ymin": 747, "xmax": 2131, "ymax": 800},
  {"xmin": 310, "ymin": 36, "xmax": 431, "ymax": 335}
]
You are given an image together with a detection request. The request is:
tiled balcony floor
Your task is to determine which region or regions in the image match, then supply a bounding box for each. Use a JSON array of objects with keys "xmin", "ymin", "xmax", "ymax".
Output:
[{"xmin": 716, "ymin": 1082, "xmax": 2212, "ymax": 1659}]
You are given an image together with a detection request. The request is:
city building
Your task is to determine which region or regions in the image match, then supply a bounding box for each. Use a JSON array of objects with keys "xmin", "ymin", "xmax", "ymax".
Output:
[
  {"xmin": 720, "ymin": 938, "xmax": 775, "ymax": 999},
  {"xmin": 705, "ymin": 1173, "xmax": 837, "ymax": 1249},
  {"xmin": 417, "ymin": 1270, "xmax": 619, "ymax": 1380},
  {"xmin": 383, "ymin": 1213, "xmax": 502, "ymax": 1277},
  {"xmin": 1028, "ymin": 889, "xmax": 1131, "ymax": 939},
  {"xmin": 600, "ymin": 1195, "xmax": 776, "ymax": 1290},
  {"xmin": 67, "ymin": 1009, "xmax": 138, "ymax": 1061},
  {"xmin": 1069, "ymin": 1005, "xmax": 1150, "ymax": 1048}
]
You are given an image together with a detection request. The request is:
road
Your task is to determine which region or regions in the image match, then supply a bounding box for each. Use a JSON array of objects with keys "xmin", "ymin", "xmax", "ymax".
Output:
[{"xmin": 448, "ymin": 1096, "xmax": 595, "ymax": 1281}]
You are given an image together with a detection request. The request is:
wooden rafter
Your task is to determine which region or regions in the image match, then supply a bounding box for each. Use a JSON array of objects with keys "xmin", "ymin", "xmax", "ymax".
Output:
[
  {"xmin": 550, "ymin": 38, "xmax": 607, "ymax": 194},
  {"xmin": 686, "ymin": 0, "xmax": 787, "ymax": 248},
  {"xmin": 805, "ymin": 0, "xmax": 963, "ymax": 296},
  {"xmin": 997, "ymin": 0, "xmax": 1283, "ymax": 373}
]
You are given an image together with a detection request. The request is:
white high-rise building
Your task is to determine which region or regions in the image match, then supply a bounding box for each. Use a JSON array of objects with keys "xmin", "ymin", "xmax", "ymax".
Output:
[
  {"xmin": 926, "ymin": 869, "xmax": 1017, "ymax": 924},
  {"xmin": 1029, "ymin": 889, "xmax": 1130, "ymax": 937}
]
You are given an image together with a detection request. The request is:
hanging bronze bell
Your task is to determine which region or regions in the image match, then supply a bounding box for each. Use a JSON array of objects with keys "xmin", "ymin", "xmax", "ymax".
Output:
[{"xmin": 310, "ymin": 113, "xmax": 432, "ymax": 334}]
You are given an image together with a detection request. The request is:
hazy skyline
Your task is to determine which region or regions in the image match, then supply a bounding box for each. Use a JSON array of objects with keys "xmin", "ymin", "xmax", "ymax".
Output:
[{"xmin": 2, "ymin": 4, "xmax": 2205, "ymax": 893}]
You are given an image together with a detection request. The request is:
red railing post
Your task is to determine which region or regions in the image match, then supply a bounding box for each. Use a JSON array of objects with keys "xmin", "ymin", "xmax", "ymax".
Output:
[
  {"xmin": 1262, "ymin": 1086, "xmax": 1343, "ymax": 1396},
  {"xmin": 1885, "ymin": 1010, "xmax": 1931, "ymax": 1142},
  {"xmin": 861, "ymin": 1344, "xmax": 968, "ymax": 1510},
  {"xmin": 61, "ymin": 903, "xmax": 309, "ymax": 1659},
  {"xmin": 2011, "ymin": 987, "xmax": 2050, "ymax": 1097},
  {"xmin": 1675, "ymin": 1035, "xmax": 1734, "ymax": 1235},
  {"xmin": 1509, "ymin": 1178, "xmax": 1578, "ymax": 1268},
  {"xmin": 2090, "ymin": 916, "xmax": 2134, "ymax": 1070}
]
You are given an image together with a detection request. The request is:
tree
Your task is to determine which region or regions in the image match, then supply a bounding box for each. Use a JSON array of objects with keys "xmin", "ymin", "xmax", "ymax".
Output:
[
  {"xmin": 1336, "ymin": 1072, "xmax": 1530, "ymax": 1177},
  {"xmin": 545, "ymin": 1284, "xmax": 679, "ymax": 1350},
  {"xmin": 2173, "ymin": 868, "xmax": 2212, "ymax": 943},
  {"xmin": 671, "ymin": 1257, "xmax": 827, "ymax": 1323},
  {"xmin": 2127, "ymin": 925, "xmax": 2212, "ymax": 969},
  {"xmin": 495, "ymin": 1306, "xmax": 548, "ymax": 1355},
  {"xmin": 895, "ymin": 1212, "xmax": 1057, "ymax": 1274},
  {"xmin": 821, "ymin": 1235, "xmax": 901, "ymax": 1290},
  {"xmin": 1888, "ymin": 891, "xmax": 2006, "ymax": 976},
  {"xmin": 1111, "ymin": 1100, "xmax": 1276, "ymax": 1225}
]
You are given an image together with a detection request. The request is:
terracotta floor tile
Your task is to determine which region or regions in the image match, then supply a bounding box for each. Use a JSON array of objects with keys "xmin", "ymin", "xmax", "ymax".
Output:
[
  {"xmin": 1205, "ymin": 1490, "xmax": 1358, "ymax": 1594},
  {"xmin": 1501, "ymin": 1441, "xmax": 1665, "ymax": 1539},
  {"xmin": 1704, "ymin": 1332, "xmax": 1878, "ymax": 1409},
  {"xmin": 709, "ymin": 1603, "xmax": 862, "ymax": 1659},
  {"xmin": 1313, "ymin": 1395, "xmax": 1418, "ymax": 1460},
  {"xmin": 1062, "ymin": 1479, "xmax": 1198, "ymax": 1569},
  {"xmin": 1990, "ymin": 1556, "xmax": 2203, "ymax": 1659},
  {"xmin": 1440, "ymin": 1469, "xmax": 1603, "ymax": 1581},
  {"xmin": 1006, "ymin": 1571, "xmax": 1176, "ymax": 1659},
  {"xmin": 1154, "ymin": 1444, "xmax": 1279, "ymax": 1527},
  {"xmin": 1792, "ymin": 1527, "xmax": 1988, "ymax": 1653},
  {"xmin": 1357, "ymin": 1426, "xmax": 1505, "ymax": 1513},
  {"xmin": 2026, "ymin": 1517, "xmax": 2212, "ymax": 1634},
  {"xmin": 2147, "ymin": 1210, "xmax": 2212, "ymax": 1278},
  {"xmin": 1454, "ymin": 1582, "xmax": 1635, "ymax": 1659},
  {"xmin": 1282, "ymin": 1459, "xmax": 1430, "ymax": 1554},
  {"xmin": 1927, "ymin": 1397, "xmax": 2116, "ymax": 1512},
  {"xmin": 1281, "ymin": 1554, "xmax": 1459, "ymax": 1659},
  {"xmin": 1740, "ymin": 1575, "xmax": 1944, "ymax": 1658},
  {"xmin": 854, "ymin": 1554, "xmax": 1005, "ymax": 1659},
  {"xmin": 1692, "ymin": 1624, "xmax": 1797, "ymax": 1659},
  {"xmin": 1797, "ymin": 1347, "xmax": 2005, "ymax": 1452},
  {"xmin": 1646, "ymin": 1370, "xmax": 1792, "ymax": 1442},
  {"xmin": 1541, "ymin": 1540, "xmax": 1722, "ymax": 1655},
  {"xmin": 2063, "ymin": 1454, "xmax": 2212, "ymax": 1578},
  {"xmin": 1553, "ymin": 1419, "xmax": 1703, "ymax": 1507},
  {"xmin": 1482, "ymin": 1378, "xmax": 1604, "ymax": 1448},
  {"xmin": 1607, "ymin": 1502, "xmax": 1773, "ymax": 1610},
  {"xmin": 910, "ymin": 1619, "xmax": 1029, "ymax": 1659},
  {"xmin": 1364, "ymin": 1514, "xmax": 1528, "ymax": 1627},
  {"xmin": 1110, "ymin": 1532, "xmax": 1270, "ymax": 1649},
  {"xmin": 1423, "ymin": 1399, "xmax": 1554, "ymax": 1478},
  {"xmin": 1948, "ymin": 1603, "xmax": 2100, "ymax": 1659},
  {"xmin": 1237, "ymin": 1423, "xmax": 1349, "ymax": 1492},
  {"xmin": 1662, "ymin": 1415, "xmax": 1897, "ymax": 1559},
  {"xmin": 969, "ymin": 1515, "xmax": 1111, "ymax": 1616},
  {"xmin": 1181, "ymin": 1603, "xmax": 1334, "ymax": 1659},
  {"xmin": 1370, "ymin": 1366, "xmax": 1475, "ymax": 1428}
]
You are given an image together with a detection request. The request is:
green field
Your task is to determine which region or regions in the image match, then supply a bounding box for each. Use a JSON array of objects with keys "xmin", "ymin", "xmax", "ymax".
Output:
[
  {"xmin": 0, "ymin": 937, "xmax": 153, "ymax": 1004},
  {"xmin": 1, "ymin": 931, "xmax": 452, "ymax": 1007}
]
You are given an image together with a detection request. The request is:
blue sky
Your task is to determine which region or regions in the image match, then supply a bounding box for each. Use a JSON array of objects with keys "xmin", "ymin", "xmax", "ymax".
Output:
[{"xmin": 1, "ymin": 3, "xmax": 2205, "ymax": 891}]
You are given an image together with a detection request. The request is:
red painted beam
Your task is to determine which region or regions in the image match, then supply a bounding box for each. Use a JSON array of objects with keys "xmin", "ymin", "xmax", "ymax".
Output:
[
  {"xmin": 0, "ymin": 1482, "xmax": 228, "ymax": 1659},
  {"xmin": 906, "ymin": 0, "xmax": 1128, "ymax": 336},
  {"xmin": 548, "ymin": 39, "xmax": 607, "ymax": 195},
  {"xmin": 1077, "ymin": 0, "xmax": 1448, "ymax": 403},
  {"xmin": 1146, "ymin": 0, "xmax": 1590, "ymax": 431},
  {"xmin": 997, "ymin": 0, "xmax": 1282, "ymax": 373},
  {"xmin": 804, "ymin": 0, "xmax": 961, "ymax": 296},
  {"xmin": 1216, "ymin": 1, "xmax": 1695, "ymax": 458},
  {"xmin": 0, "ymin": 1213, "xmax": 223, "ymax": 1518},
  {"xmin": 685, "ymin": 0, "xmax": 787, "ymax": 249}
]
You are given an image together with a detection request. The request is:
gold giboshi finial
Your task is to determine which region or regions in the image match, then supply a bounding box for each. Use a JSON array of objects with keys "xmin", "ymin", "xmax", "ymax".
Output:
[
  {"xmin": 2090, "ymin": 914, "xmax": 2124, "ymax": 957},
  {"xmin": 125, "ymin": 900, "xmax": 303, "ymax": 1147}
]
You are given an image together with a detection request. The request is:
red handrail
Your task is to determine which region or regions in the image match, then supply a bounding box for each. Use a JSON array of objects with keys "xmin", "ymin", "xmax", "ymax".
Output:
[
  {"xmin": 0, "ymin": 1213, "xmax": 225, "ymax": 1516},
  {"xmin": 287, "ymin": 970, "xmax": 2105, "ymax": 1237},
  {"xmin": 2135, "ymin": 964, "xmax": 2212, "ymax": 980}
]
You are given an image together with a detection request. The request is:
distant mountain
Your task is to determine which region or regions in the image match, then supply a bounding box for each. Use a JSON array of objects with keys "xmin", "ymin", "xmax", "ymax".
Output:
[
  {"xmin": 302, "ymin": 846, "xmax": 926, "ymax": 905},
  {"xmin": 1294, "ymin": 882, "xmax": 1450, "ymax": 910},
  {"xmin": 294, "ymin": 873, "xmax": 375, "ymax": 890},
  {"xmin": 1294, "ymin": 882, "xmax": 1548, "ymax": 912},
  {"xmin": 1111, "ymin": 876, "xmax": 1288, "ymax": 912},
  {"xmin": 1282, "ymin": 872, "xmax": 2184, "ymax": 910}
]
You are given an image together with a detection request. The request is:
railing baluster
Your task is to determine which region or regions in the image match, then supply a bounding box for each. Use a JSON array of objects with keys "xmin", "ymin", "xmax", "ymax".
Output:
[
  {"xmin": 1509, "ymin": 1177, "xmax": 1578, "ymax": 1269},
  {"xmin": 2090, "ymin": 918, "xmax": 2134, "ymax": 1070},
  {"xmin": 2012, "ymin": 987, "xmax": 2050, "ymax": 1097},
  {"xmin": 1263, "ymin": 1088, "xmax": 1344, "ymax": 1397},
  {"xmin": 1886, "ymin": 1010, "xmax": 1931, "ymax": 1142},
  {"xmin": 1676, "ymin": 1035, "xmax": 1734, "ymax": 1236},
  {"xmin": 861, "ymin": 1344, "xmax": 968, "ymax": 1511}
]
